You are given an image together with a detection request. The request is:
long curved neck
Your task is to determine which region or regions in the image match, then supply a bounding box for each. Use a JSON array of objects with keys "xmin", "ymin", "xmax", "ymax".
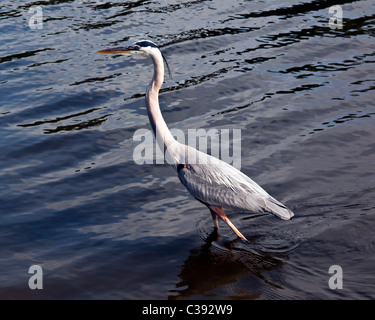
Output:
[{"xmin": 146, "ymin": 50, "xmax": 175, "ymax": 150}]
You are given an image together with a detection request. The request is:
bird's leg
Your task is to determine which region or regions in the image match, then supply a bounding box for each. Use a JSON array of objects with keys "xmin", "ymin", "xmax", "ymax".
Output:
[
  {"xmin": 209, "ymin": 208, "xmax": 219, "ymax": 230},
  {"xmin": 209, "ymin": 206, "xmax": 248, "ymax": 241}
]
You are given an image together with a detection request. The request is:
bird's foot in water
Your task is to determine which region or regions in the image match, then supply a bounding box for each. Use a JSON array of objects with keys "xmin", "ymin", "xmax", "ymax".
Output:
[{"xmin": 207, "ymin": 229, "xmax": 245, "ymax": 250}]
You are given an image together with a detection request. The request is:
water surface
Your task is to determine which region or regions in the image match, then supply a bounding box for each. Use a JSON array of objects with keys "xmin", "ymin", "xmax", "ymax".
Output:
[{"xmin": 1, "ymin": 0, "xmax": 375, "ymax": 299}]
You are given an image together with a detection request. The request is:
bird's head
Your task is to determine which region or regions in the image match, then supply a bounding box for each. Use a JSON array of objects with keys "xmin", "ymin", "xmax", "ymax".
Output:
[
  {"xmin": 97, "ymin": 40, "xmax": 159, "ymax": 57},
  {"xmin": 98, "ymin": 40, "xmax": 172, "ymax": 79}
]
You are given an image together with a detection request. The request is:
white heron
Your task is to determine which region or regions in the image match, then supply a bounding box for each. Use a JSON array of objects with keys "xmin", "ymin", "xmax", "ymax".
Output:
[{"xmin": 98, "ymin": 40, "xmax": 294, "ymax": 241}]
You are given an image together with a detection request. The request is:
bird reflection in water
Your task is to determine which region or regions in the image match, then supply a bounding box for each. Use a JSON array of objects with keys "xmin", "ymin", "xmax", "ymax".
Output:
[{"xmin": 168, "ymin": 230, "xmax": 287, "ymax": 300}]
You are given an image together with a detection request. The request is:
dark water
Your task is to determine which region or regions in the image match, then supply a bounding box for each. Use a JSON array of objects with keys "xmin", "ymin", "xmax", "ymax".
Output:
[{"xmin": 1, "ymin": 0, "xmax": 375, "ymax": 300}]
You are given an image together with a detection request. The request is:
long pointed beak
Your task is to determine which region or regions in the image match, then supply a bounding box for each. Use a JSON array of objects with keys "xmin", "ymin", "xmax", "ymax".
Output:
[{"xmin": 97, "ymin": 46, "xmax": 137, "ymax": 55}]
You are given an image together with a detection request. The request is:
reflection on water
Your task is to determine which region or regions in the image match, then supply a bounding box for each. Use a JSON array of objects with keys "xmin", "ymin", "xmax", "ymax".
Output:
[
  {"xmin": 169, "ymin": 231, "xmax": 286, "ymax": 300},
  {"xmin": 1, "ymin": 0, "xmax": 375, "ymax": 299}
]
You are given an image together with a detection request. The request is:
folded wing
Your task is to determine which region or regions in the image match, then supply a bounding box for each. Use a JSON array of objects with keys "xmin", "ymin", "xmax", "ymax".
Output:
[{"xmin": 176, "ymin": 149, "xmax": 293, "ymax": 220}]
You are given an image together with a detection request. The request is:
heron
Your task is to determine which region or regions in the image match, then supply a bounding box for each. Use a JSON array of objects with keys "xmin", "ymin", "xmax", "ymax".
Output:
[{"xmin": 98, "ymin": 40, "xmax": 294, "ymax": 241}]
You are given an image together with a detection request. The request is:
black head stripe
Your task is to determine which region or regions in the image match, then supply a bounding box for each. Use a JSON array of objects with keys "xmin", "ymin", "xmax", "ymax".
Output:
[{"xmin": 135, "ymin": 40, "xmax": 158, "ymax": 48}]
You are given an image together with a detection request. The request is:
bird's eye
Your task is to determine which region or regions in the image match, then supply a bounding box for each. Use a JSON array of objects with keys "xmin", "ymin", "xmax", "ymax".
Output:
[{"xmin": 135, "ymin": 45, "xmax": 141, "ymax": 50}]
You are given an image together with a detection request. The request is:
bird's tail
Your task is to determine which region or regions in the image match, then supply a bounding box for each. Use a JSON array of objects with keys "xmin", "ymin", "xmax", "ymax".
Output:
[{"xmin": 263, "ymin": 196, "xmax": 294, "ymax": 220}]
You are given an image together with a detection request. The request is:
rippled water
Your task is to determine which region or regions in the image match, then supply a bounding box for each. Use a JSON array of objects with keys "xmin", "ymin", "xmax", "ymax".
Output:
[{"xmin": 1, "ymin": 0, "xmax": 375, "ymax": 299}]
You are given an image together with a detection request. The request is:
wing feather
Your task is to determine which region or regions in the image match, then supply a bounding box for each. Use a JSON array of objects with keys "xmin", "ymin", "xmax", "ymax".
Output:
[{"xmin": 176, "ymin": 146, "xmax": 293, "ymax": 220}]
